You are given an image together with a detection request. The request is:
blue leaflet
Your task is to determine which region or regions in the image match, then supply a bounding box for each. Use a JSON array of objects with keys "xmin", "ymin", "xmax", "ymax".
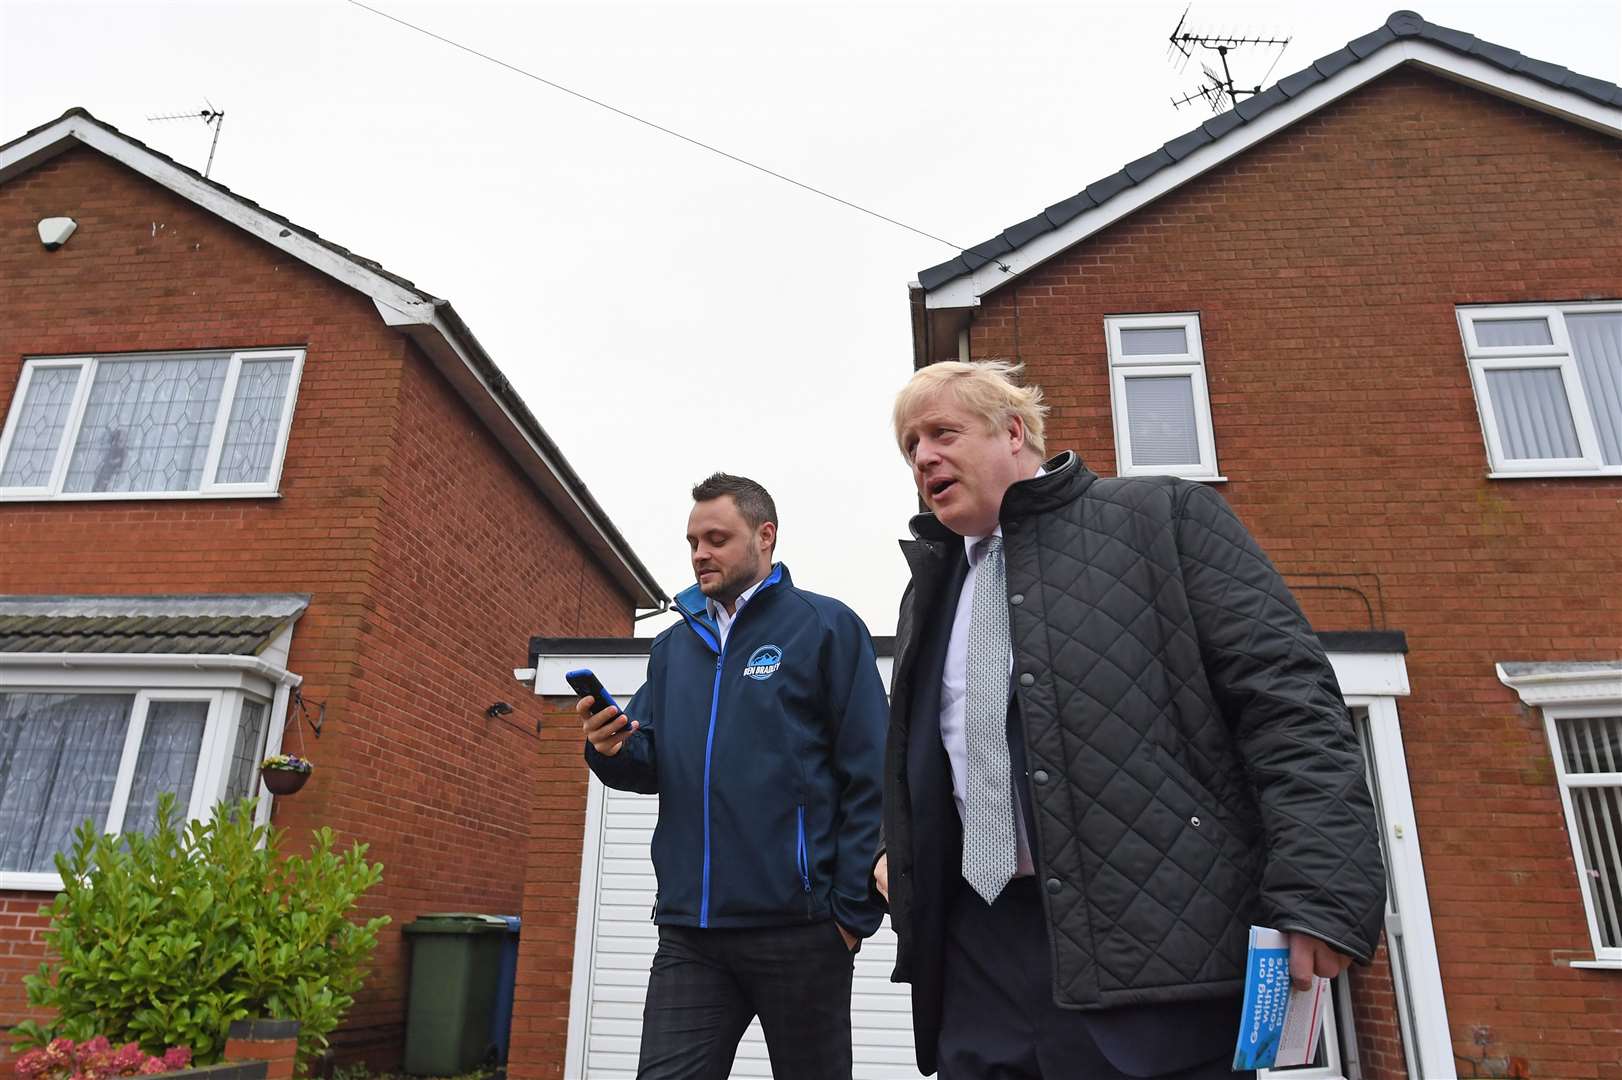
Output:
[{"xmin": 1233, "ymin": 926, "xmax": 1328, "ymax": 1071}]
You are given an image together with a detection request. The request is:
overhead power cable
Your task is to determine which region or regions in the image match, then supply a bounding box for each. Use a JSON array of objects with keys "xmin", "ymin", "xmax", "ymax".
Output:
[{"xmin": 344, "ymin": 0, "xmax": 968, "ymax": 253}]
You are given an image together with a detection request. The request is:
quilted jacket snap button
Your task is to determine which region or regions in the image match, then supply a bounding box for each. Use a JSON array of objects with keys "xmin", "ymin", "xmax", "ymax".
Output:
[
  {"xmin": 1010, "ymin": 593, "xmax": 1024, "ymax": 605},
  {"xmin": 1033, "ymin": 769, "xmax": 1049, "ymax": 785},
  {"xmin": 1019, "ymin": 672, "xmax": 1035, "ymax": 687},
  {"xmin": 1190, "ymin": 816, "xmax": 1202, "ymax": 828},
  {"xmin": 1045, "ymin": 877, "xmax": 1062, "ymax": 895}
]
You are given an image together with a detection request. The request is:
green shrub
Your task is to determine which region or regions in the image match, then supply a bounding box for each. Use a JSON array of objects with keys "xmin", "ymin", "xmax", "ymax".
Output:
[{"xmin": 11, "ymin": 794, "xmax": 389, "ymax": 1073}]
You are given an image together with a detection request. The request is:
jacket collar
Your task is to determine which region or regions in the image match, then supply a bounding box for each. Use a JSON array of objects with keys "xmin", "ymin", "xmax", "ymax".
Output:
[
  {"xmin": 674, "ymin": 563, "xmax": 789, "ymax": 653},
  {"xmin": 906, "ymin": 451, "xmax": 1095, "ymax": 545}
]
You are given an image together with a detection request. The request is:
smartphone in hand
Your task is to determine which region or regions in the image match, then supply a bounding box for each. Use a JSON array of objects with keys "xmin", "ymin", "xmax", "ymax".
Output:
[{"xmin": 565, "ymin": 668, "xmax": 620, "ymax": 714}]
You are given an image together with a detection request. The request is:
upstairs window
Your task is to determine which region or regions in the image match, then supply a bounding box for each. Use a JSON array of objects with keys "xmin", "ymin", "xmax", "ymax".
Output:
[
  {"xmin": 0, "ymin": 348, "xmax": 304, "ymax": 500},
  {"xmin": 1457, "ymin": 304, "xmax": 1621, "ymax": 477},
  {"xmin": 1105, "ymin": 313, "xmax": 1222, "ymax": 480}
]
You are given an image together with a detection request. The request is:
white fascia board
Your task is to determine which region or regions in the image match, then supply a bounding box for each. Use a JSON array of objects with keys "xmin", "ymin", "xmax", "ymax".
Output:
[
  {"xmin": 0, "ymin": 116, "xmax": 437, "ymax": 325},
  {"xmin": 926, "ymin": 42, "xmax": 1622, "ymax": 311},
  {"xmin": 533, "ymin": 654, "xmax": 655, "ymax": 698},
  {"xmin": 0, "ymin": 651, "xmax": 301, "ymax": 689},
  {"xmin": 1328, "ymin": 652, "xmax": 1411, "ymax": 697},
  {"xmin": 534, "ymin": 649, "xmax": 1365, "ymax": 701},
  {"xmin": 1497, "ymin": 663, "xmax": 1622, "ymax": 706},
  {"xmin": 382, "ymin": 305, "xmax": 662, "ymax": 610},
  {"xmin": 531, "ymin": 653, "xmax": 876, "ymax": 699}
]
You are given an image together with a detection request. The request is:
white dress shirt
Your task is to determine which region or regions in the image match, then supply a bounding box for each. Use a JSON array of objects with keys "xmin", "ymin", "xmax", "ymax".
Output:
[
  {"xmin": 941, "ymin": 529, "xmax": 1036, "ymax": 878},
  {"xmin": 709, "ymin": 572, "xmax": 769, "ymax": 649}
]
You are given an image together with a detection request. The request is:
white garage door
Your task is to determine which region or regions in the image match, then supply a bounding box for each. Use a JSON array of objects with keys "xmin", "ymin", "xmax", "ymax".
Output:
[{"xmin": 564, "ymin": 780, "xmax": 917, "ymax": 1078}]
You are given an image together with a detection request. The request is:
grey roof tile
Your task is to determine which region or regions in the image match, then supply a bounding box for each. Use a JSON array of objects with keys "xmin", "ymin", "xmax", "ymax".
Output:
[
  {"xmin": 1312, "ymin": 48, "xmax": 1360, "ymax": 79},
  {"xmin": 1084, "ymin": 172, "xmax": 1134, "ymax": 204},
  {"xmin": 1514, "ymin": 56, "xmax": 1572, "ymax": 86},
  {"xmin": 1566, "ymin": 72, "xmax": 1619, "ymax": 101},
  {"xmin": 1385, "ymin": 10, "xmax": 1426, "ymax": 36},
  {"xmin": 1123, "ymin": 148, "xmax": 1176, "ymax": 182},
  {"xmin": 1004, "ymin": 212, "xmax": 1056, "ymax": 247},
  {"xmin": 1346, "ymin": 25, "xmax": 1397, "ymax": 58},
  {"xmin": 1202, "ymin": 111, "xmax": 1245, "ymax": 139},
  {"xmin": 1163, "ymin": 128, "xmax": 1215, "ymax": 161},
  {"xmin": 1469, "ymin": 39, "xmax": 1525, "ymax": 70},
  {"xmin": 0, "ymin": 595, "xmax": 307, "ymax": 656},
  {"xmin": 1235, "ymin": 85, "xmax": 1288, "ymax": 121},
  {"xmin": 917, "ymin": 258, "xmax": 971, "ymax": 290},
  {"xmin": 1414, "ymin": 22, "xmax": 1476, "ymax": 51},
  {"xmin": 1043, "ymin": 191, "xmax": 1097, "ymax": 228},
  {"xmin": 966, "ymin": 236, "xmax": 1014, "ymax": 260},
  {"xmin": 916, "ymin": 13, "xmax": 1622, "ymax": 291},
  {"xmin": 1276, "ymin": 68, "xmax": 1325, "ymax": 98}
]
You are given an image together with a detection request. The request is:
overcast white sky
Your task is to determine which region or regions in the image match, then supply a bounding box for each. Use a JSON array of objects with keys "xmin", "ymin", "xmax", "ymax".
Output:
[{"xmin": 3, "ymin": 0, "xmax": 1617, "ymax": 636}]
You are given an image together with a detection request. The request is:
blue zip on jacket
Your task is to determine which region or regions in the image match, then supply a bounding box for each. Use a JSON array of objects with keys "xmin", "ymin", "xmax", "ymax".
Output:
[{"xmin": 585, "ymin": 564, "xmax": 889, "ymax": 937}]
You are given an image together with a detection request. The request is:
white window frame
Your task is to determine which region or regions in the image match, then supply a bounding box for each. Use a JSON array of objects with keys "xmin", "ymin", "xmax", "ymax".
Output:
[
  {"xmin": 1497, "ymin": 663, "xmax": 1622, "ymax": 968},
  {"xmin": 0, "ymin": 664, "xmax": 293, "ymax": 892},
  {"xmin": 1544, "ymin": 703, "xmax": 1622, "ymax": 967},
  {"xmin": 0, "ymin": 348, "xmax": 306, "ymax": 501},
  {"xmin": 1104, "ymin": 312, "xmax": 1224, "ymax": 481},
  {"xmin": 1456, "ymin": 302, "xmax": 1621, "ymax": 478}
]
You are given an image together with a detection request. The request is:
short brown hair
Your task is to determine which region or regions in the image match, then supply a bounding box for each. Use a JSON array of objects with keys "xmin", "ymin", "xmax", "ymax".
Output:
[{"xmin": 691, "ymin": 472, "xmax": 777, "ymax": 543}]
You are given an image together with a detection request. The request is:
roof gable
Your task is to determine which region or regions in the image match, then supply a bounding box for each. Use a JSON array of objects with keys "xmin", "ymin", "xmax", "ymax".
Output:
[
  {"xmin": 918, "ymin": 10, "xmax": 1622, "ymax": 308},
  {"xmin": 0, "ymin": 110, "xmax": 666, "ymax": 610}
]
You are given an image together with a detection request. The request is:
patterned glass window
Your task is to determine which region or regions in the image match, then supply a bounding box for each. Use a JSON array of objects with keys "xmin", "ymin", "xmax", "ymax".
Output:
[
  {"xmin": 64, "ymin": 356, "xmax": 228, "ymax": 493},
  {"xmin": 122, "ymin": 700, "xmax": 210, "ymax": 836},
  {"xmin": 224, "ymin": 699, "xmax": 271, "ymax": 802},
  {"xmin": 0, "ymin": 693, "xmax": 135, "ymax": 873},
  {"xmin": 217, "ymin": 360, "xmax": 295, "ymax": 485},
  {"xmin": 0, "ymin": 366, "xmax": 82, "ymax": 488},
  {"xmin": 0, "ymin": 349, "xmax": 303, "ymax": 499}
]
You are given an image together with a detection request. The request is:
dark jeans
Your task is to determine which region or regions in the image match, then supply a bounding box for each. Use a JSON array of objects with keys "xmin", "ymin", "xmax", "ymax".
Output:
[
  {"xmin": 637, "ymin": 920, "xmax": 855, "ymax": 1080},
  {"xmin": 939, "ymin": 878, "xmax": 1250, "ymax": 1080}
]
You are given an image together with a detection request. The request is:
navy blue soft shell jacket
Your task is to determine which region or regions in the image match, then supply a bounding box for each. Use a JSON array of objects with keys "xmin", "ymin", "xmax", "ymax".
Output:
[{"xmin": 586, "ymin": 564, "xmax": 889, "ymax": 937}]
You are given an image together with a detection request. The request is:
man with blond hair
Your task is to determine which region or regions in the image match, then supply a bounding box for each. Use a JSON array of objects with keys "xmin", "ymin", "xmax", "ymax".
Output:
[{"xmin": 874, "ymin": 360, "xmax": 1384, "ymax": 1078}]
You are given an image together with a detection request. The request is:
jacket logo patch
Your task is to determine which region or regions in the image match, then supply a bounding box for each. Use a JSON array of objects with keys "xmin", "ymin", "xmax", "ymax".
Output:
[{"xmin": 743, "ymin": 644, "xmax": 782, "ymax": 681}]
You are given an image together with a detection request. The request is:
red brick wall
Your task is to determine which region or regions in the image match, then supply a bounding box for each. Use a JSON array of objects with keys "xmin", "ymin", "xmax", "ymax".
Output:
[
  {"xmin": 309, "ymin": 338, "xmax": 631, "ymax": 1064},
  {"xmin": 505, "ymin": 699, "xmax": 599, "ymax": 1080},
  {"xmin": 0, "ymin": 145, "xmax": 634, "ymax": 1069},
  {"xmin": 958, "ymin": 68, "xmax": 1622, "ymax": 1079}
]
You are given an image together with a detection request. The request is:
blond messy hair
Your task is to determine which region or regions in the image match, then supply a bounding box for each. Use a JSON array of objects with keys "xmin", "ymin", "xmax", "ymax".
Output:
[{"xmin": 892, "ymin": 359, "xmax": 1049, "ymax": 458}]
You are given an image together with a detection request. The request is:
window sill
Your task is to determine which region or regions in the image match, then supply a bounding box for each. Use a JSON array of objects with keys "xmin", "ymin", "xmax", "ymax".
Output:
[
  {"xmin": 1487, "ymin": 470, "xmax": 1622, "ymax": 480},
  {"xmin": 0, "ymin": 872, "xmax": 65, "ymax": 893},
  {"xmin": 1117, "ymin": 473, "xmax": 1229, "ymax": 484},
  {"xmin": 1569, "ymin": 959, "xmax": 1621, "ymax": 970},
  {"xmin": 0, "ymin": 491, "xmax": 283, "ymax": 503}
]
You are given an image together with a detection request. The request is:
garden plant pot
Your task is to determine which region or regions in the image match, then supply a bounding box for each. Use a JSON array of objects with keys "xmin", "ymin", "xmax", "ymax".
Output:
[{"xmin": 259, "ymin": 768, "xmax": 310, "ymax": 796}]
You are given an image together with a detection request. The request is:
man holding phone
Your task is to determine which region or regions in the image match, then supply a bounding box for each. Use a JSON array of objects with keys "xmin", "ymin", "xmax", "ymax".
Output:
[{"xmin": 579, "ymin": 472, "xmax": 889, "ymax": 1080}]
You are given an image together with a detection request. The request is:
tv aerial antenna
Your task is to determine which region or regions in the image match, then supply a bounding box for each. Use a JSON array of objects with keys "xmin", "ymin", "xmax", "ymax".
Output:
[
  {"xmin": 1167, "ymin": 7, "xmax": 1290, "ymax": 113},
  {"xmin": 147, "ymin": 102, "xmax": 226, "ymax": 178}
]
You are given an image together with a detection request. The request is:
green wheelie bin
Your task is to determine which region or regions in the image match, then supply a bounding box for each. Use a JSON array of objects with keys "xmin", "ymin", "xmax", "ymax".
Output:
[{"xmin": 402, "ymin": 914, "xmax": 508, "ymax": 1075}]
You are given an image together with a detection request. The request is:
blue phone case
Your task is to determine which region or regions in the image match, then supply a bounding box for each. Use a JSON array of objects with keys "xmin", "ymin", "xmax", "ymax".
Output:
[{"xmin": 564, "ymin": 668, "xmax": 619, "ymax": 712}]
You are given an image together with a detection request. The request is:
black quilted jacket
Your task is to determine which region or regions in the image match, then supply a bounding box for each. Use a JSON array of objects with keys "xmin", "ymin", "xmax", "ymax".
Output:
[{"xmin": 884, "ymin": 452, "xmax": 1385, "ymax": 1012}]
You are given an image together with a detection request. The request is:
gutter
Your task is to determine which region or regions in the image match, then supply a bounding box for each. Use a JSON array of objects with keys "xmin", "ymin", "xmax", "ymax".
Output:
[{"xmin": 0, "ymin": 652, "xmax": 302, "ymax": 687}]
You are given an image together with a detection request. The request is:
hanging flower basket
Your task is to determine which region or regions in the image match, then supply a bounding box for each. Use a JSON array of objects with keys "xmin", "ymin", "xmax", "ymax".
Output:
[{"xmin": 260, "ymin": 754, "xmax": 313, "ymax": 796}]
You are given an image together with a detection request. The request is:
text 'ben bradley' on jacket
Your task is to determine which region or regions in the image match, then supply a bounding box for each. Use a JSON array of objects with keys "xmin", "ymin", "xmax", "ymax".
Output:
[{"xmin": 586, "ymin": 564, "xmax": 890, "ymax": 937}]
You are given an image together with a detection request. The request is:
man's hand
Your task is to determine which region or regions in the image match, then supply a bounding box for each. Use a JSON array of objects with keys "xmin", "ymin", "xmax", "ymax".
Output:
[
  {"xmin": 1287, "ymin": 932, "xmax": 1353, "ymax": 991},
  {"xmin": 578, "ymin": 696, "xmax": 638, "ymax": 756},
  {"xmin": 873, "ymin": 852, "xmax": 889, "ymax": 902},
  {"xmin": 837, "ymin": 924, "xmax": 858, "ymax": 951}
]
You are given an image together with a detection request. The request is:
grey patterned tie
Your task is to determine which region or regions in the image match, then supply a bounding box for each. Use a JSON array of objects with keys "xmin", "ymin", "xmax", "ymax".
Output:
[{"xmin": 962, "ymin": 535, "xmax": 1019, "ymax": 904}]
